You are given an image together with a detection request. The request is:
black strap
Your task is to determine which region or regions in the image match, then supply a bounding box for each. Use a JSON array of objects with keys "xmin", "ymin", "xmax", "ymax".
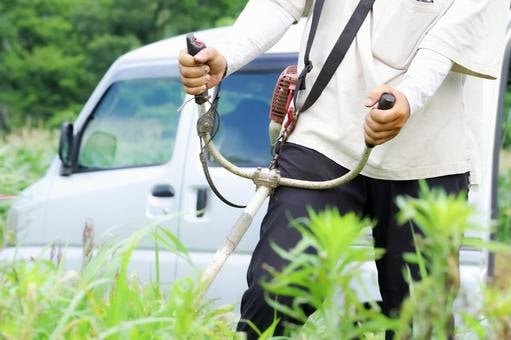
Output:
[
  {"xmin": 295, "ymin": 0, "xmax": 375, "ymax": 113},
  {"xmin": 295, "ymin": 0, "xmax": 325, "ymax": 92}
]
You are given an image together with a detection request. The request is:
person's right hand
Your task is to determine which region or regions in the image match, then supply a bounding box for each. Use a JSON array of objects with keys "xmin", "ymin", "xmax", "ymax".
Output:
[{"xmin": 178, "ymin": 47, "xmax": 227, "ymax": 96}]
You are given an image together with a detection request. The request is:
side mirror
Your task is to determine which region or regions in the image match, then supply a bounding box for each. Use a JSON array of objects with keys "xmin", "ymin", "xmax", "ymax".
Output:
[{"xmin": 59, "ymin": 122, "xmax": 74, "ymax": 170}]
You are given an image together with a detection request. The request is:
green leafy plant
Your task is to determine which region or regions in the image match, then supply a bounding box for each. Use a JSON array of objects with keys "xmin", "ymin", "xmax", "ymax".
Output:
[
  {"xmin": 0, "ymin": 0, "xmax": 249, "ymax": 131},
  {"xmin": 479, "ymin": 286, "xmax": 511, "ymax": 338},
  {"xmin": 257, "ymin": 183, "xmax": 511, "ymax": 339},
  {"xmin": 261, "ymin": 208, "xmax": 391, "ymax": 339},
  {"xmin": 395, "ymin": 182, "xmax": 475, "ymax": 339}
]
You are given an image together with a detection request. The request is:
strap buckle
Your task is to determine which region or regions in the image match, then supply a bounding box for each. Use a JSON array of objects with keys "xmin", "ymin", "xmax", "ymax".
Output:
[
  {"xmin": 299, "ymin": 61, "xmax": 313, "ymax": 78},
  {"xmin": 297, "ymin": 62, "xmax": 313, "ymax": 90}
]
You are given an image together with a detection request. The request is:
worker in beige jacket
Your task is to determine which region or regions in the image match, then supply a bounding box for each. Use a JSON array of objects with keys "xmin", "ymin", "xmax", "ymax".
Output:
[{"xmin": 179, "ymin": 0, "xmax": 508, "ymax": 338}]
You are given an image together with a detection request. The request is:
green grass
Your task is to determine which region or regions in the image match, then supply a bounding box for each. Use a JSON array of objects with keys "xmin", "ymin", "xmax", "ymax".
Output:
[
  {"xmin": 0, "ymin": 224, "xmax": 238, "ymax": 339},
  {"xmin": 2, "ymin": 128, "xmax": 511, "ymax": 338},
  {"xmin": 0, "ymin": 128, "xmax": 57, "ymax": 246},
  {"xmin": 0, "ymin": 128, "xmax": 57, "ymax": 194},
  {"xmin": 0, "ymin": 128, "xmax": 239, "ymax": 339},
  {"xmin": 497, "ymin": 169, "xmax": 511, "ymax": 243}
]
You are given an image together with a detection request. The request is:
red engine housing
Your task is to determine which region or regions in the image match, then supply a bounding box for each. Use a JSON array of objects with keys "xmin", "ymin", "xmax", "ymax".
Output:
[{"xmin": 269, "ymin": 65, "xmax": 297, "ymax": 124}]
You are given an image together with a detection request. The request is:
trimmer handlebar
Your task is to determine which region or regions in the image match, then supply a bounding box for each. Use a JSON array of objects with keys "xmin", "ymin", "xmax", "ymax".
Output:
[
  {"xmin": 186, "ymin": 33, "xmax": 209, "ymax": 104},
  {"xmin": 365, "ymin": 92, "xmax": 396, "ymax": 148},
  {"xmin": 186, "ymin": 33, "xmax": 206, "ymax": 56},
  {"xmin": 185, "ymin": 33, "xmax": 396, "ymax": 190},
  {"xmin": 378, "ymin": 92, "xmax": 396, "ymax": 110}
]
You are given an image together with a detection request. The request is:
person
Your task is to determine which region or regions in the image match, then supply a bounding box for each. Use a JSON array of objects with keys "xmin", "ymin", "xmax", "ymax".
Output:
[{"xmin": 179, "ymin": 0, "xmax": 507, "ymax": 338}]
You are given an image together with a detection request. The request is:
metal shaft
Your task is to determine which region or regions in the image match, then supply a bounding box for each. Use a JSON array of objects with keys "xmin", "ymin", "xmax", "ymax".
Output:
[
  {"xmin": 278, "ymin": 146, "xmax": 372, "ymax": 189},
  {"xmin": 198, "ymin": 185, "xmax": 271, "ymax": 298}
]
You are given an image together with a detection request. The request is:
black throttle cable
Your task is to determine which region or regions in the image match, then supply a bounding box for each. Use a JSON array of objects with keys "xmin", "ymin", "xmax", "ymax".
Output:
[{"xmin": 197, "ymin": 94, "xmax": 247, "ymax": 209}]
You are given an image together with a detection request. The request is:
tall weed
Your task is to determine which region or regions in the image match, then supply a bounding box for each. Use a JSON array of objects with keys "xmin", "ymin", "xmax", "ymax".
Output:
[
  {"xmin": 262, "ymin": 209, "xmax": 391, "ymax": 339},
  {"xmin": 395, "ymin": 183, "xmax": 474, "ymax": 339},
  {"xmin": 259, "ymin": 183, "xmax": 511, "ymax": 339},
  {"xmin": 0, "ymin": 224, "xmax": 237, "ymax": 339}
]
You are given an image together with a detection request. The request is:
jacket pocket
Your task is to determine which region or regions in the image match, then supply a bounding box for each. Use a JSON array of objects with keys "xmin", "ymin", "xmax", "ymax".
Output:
[{"xmin": 372, "ymin": 0, "xmax": 443, "ymax": 69}]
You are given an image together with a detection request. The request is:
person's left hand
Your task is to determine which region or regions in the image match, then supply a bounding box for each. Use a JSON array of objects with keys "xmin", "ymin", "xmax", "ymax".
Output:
[{"xmin": 363, "ymin": 85, "xmax": 410, "ymax": 146}]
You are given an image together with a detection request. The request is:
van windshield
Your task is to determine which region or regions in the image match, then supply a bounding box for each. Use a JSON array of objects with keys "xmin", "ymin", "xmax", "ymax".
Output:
[{"xmin": 78, "ymin": 77, "xmax": 183, "ymax": 170}]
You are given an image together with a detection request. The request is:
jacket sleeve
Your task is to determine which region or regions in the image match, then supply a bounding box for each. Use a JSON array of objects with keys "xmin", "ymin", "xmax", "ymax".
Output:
[
  {"xmin": 419, "ymin": 0, "xmax": 510, "ymax": 79},
  {"xmin": 213, "ymin": 0, "xmax": 308, "ymax": 75},
  {"xmin": 273, "ymin": 0, "xmax": 311, "ymax": 22}
]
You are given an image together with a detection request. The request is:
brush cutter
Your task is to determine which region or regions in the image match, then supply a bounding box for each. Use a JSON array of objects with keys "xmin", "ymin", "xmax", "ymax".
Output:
[{"xmin": 185, "ymin": 34, "xmax": 395, "ymax": 298}]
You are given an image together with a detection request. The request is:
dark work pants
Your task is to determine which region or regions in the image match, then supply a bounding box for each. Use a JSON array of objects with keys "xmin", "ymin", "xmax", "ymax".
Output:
[{"xmin": 236, "ymin": 143, "xmax": 469, "ymax": 339}]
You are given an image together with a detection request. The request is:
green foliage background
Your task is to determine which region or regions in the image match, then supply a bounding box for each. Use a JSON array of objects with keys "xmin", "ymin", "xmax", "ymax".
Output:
[
  {"xmin": 0, "ymin": 129, "xmax": 57, "ymax": 245},
  {"xmin": 0, "ymin": 0, "xmax": 248, "ymax": 131}
]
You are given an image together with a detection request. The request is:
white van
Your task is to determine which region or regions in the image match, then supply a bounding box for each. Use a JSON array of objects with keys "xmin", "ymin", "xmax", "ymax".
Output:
[{"xmin": 4, "ymin": 20, "xmax": 509, "ymax": 313}]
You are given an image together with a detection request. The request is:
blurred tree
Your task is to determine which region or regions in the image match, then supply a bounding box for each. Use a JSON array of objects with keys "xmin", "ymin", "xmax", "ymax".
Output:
[{"xmin": 0, "ymin": 0, "xmax": 248, "ymax": 131}]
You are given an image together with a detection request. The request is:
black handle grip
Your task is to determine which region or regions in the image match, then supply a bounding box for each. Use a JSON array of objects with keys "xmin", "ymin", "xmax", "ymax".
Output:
[
  {"xmin": 186, "ymin": 33, "xmax": 206, "ymax": 56},
  {"xmin": 377, "ymin": 92, "xmax": 396, "ymax": 111},
  {"xmin": 365, "ymin": 92, "xmax": 396, "ymax": 149},
  {"xmin": 186, "ymin": 33, "xmax": 208, "ymax": 104}
]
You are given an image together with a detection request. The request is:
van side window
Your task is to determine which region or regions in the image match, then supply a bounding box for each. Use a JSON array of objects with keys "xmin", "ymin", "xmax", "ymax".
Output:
[
  {"xmin": 78, "ymin": 78, "xmax": 183, "ymax": 170},
  {"xmin": 213, "ymin": 71, "xmax": 279, "ymax": 167}
]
